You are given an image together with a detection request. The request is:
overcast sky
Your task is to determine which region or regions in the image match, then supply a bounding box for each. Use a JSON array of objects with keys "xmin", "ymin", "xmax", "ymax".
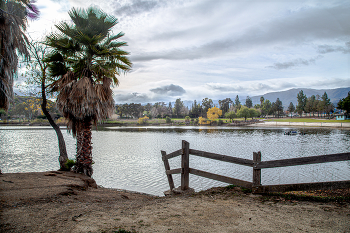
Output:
[{"xmin": 24, "ymin": 0, "xmax": 350, "ymax": 104}]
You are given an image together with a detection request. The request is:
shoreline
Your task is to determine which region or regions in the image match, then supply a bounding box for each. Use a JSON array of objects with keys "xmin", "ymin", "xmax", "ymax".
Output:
[
  {"xmin": 1, "ymin": 120, "xmax": 350, "ymax": 128},
  {"xmin": 1, "ymin": 171, "xmax": 349, "ymax": 232},
  {"xmin": 249, "ymin": 121, "xmax": 350, "ymax": 128}
]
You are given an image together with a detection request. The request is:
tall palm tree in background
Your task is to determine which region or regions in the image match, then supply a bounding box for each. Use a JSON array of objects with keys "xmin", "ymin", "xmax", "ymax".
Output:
[
  {"xmin": 45, "ymin": 7, "xmax": 132, "ymax": 177},
  {"xmin": 0, "ymin": 0, "xmax": 39, "ymax": 110}
]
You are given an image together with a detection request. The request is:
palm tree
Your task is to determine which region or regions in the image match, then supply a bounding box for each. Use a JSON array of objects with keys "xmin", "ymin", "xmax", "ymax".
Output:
[
  {"xmin": 0, "ymin": 0, "xmax": 39, "ymax": 110},
  {"xmin": 45, "ymin": 7, "xmax": 132, "ymax": 177}
]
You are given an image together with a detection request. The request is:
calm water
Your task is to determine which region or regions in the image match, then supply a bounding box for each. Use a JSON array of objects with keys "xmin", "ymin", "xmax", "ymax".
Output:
[{"xmin": 1, "ymin": 125, "xmax": 349, "ymax": 196}]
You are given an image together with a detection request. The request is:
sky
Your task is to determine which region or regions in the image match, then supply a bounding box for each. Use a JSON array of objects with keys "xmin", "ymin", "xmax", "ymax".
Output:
[{"xmin": 22, "ymin": 0, "xmax": 350, "ymax": 104}]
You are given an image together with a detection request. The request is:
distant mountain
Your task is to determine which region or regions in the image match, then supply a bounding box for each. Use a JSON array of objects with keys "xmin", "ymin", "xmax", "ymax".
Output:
[{"xmin": 249, "ymin": 87, "xmax": 350, "ymax": 108}]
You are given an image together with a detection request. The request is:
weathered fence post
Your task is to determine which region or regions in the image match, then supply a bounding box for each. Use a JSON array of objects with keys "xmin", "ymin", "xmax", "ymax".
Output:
[
  {"xmin": 253, "ymin": 151, "xmax": 262, "ymax": 188},
  {"xmin": 162, "ymin": 151, "xmax": 175, "ymax": 190},
  {"xmin": 181, "ymin": 140, "xmax": 190, "ymax": 190}
]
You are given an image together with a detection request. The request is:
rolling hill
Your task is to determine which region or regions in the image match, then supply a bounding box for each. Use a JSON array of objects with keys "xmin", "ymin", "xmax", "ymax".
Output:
[{"xmin": 249, "ymin": 87, "xmax": 350, "ymax": 107}]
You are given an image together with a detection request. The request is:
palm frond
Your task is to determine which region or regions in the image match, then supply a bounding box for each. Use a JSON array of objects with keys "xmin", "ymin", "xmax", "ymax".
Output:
[
  {"xmin": 45, "ymin": 6, "xmax": 131, "ymax": 125},
  {"xmin": 0, "ymin": 0, "xmax": 35, "ymax": 110}
]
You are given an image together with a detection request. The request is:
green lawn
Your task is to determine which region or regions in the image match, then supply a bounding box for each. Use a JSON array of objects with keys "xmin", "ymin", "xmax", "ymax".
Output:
[{"xmin": 267, "ymin": 118, "xmax": 350, "ymax": 123}]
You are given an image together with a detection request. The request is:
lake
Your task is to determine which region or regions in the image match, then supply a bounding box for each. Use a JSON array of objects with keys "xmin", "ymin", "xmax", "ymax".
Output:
[{"xmin": 0, "ymin": 125, "xmax": 349, "ymax": 196}]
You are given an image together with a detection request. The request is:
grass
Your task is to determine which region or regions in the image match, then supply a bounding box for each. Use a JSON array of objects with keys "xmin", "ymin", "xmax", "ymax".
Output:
[{"xmin": 267, "ymin": 118, "xmax": 350, "ymax": 123}]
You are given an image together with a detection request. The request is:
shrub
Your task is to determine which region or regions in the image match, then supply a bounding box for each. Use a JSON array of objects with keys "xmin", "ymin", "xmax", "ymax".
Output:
[
  {"xmin": 65, "ymin": 159, "xmax": 76, "ymax": 170},
  {"xmin": 56, "ymin": 117, "xmax": 68, "ymax": 125},
  {"xmin": 198, "ymin": 117, "xmax": 209, "ymax": 125},
  {"xmin": 137, "ymin": 116, "xmax": 149, "ymax": 125},
  {"xmin": 165, "ymin": 116, "xmax": 172, "ymax": 123}
]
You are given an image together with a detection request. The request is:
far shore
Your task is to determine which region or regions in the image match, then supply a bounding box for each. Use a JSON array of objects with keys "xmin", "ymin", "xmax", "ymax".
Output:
[
  {"xmin": 1, "ymin": 118, "xmax": 350, "ymax": 128},
  {"xmin": 249, "ymin": 121, "xmax": 350, "ymax": 128}
]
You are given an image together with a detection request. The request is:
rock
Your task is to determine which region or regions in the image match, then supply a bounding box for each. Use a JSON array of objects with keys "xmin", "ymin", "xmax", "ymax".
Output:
[{"xmin": 164, "ymin": 186, "xmax": 195, "ymax": 196}]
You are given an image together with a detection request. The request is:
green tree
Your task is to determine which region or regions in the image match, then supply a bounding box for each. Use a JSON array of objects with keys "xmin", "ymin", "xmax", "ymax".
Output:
[
  {"xmin": 245, "ymin": 96, "xmax": 252, "ymax": 108},
  {"xmin": 234, "ymin": 95, "xmax": 241, "ymax": 110},
  {"xmin": 116, "ymin": 104, "xmax": 128, "ymax": 118},
  {"xmin": 287, "ymin": 102, "xmax": 295, "ymax": 117},
  {"xmin": 45, "ymin": 7, "xmax": 132, "ymax": 177},
  {"xmin": 321, "ymin": 92, "xmax": 332, "ymax": 118},
  {"xmin": 224, "ymin": 111, "xmax": 236, "ymax": 122},
  {"xmin": 128, "ymin": 103, "xmax": 143, "ymax": 118},
  {"xmin": 249, "ymin": 108, "xmax": 259, "ymax": 119},
  {"xmin": 314, "ymin": 94, "xmax": 321, "ymax": 117},
  {"xmin": 218, "ymin": 98, "xmax": 232, "ymax": 115},
  {"xmin": 0, "ymin": 0, "xmax": 39, "ymax": 110},
  {"xmin": 337, "ymin": 91, "xmax": 350, "ymax": 114},
  {"xmin": 202, "ymin": 98, "xmax": 213, "ymax": 117},
  {"xmin": 296, "ymin": 90, "xmax": 307, "ymax": 116},
  {"xmin": 274, "ymin": 98, "xmax": 283, "ymax": 118},
  {"xmin": 305, "ymin": 95, "xmax": 316, "ymax": 116},
  {"xmin": 311, "ymin": 95, "xmax": 318, "ymax": 116},
  {"xmin": 167, "ymin": 102, "xmax": 173, "ymax": 117},
  {"xmin": 190, "ymin": 100, "xmax": 201, "ymax": 118},
  {"xmin": 237, "ymin": 106, "xmax": 250, "ymax": 121},
  {"xmin": 173, "ymin": 98, "xmax": 184, "ymax": 118},
  {"xmin": 260, "ymin": 96, "xmax": 264, "ymax": 106},
  {"xmin": 262, "ymin": 99, "xmax": 272, "ymax": 116}
]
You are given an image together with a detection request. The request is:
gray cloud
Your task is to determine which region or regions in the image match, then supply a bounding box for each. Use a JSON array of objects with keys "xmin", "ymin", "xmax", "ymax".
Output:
[
  {"xmin": 46, "ymin": 0, "xmax": 350, "ymax": 103},
  {"xmin": 266, "ymin": 55, "xmax": 324, "ymax": 70},
  {"xmin": 130, "ymin": 39, "xmax": 234, "ymax": 62},
  {"xmin": 317, "ymin": 42, "xmax": 350, "ymax": 54},
  {"xmin": 150, "ymin": 84, "xmax": 186, "ymax": 96},
  {"xmin": 114, "ymin": 92, "xmax": 152, "ymax": 103},
  {"xmin": 206, "ymin": 81, "xmax": 297, "ymax": 95},
  {"xmin": 113, "ymin": 0, "xmax": 167, "ymax": 17},
  {"xmin": 131, "ymin": 2, "xmax": 350, "ymax": 62}
]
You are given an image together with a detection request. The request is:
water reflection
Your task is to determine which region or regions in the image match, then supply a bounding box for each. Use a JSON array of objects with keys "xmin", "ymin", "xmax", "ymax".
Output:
[{"xmin": 1, "ymin": 125, "xmax": 349, "ymax": 196}]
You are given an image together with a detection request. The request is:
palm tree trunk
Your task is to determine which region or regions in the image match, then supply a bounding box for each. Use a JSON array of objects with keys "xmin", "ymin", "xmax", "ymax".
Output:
[
  {"xmin": 41, "ymin": 75, "xmax": 69, "ymax": 170},
  {"xmin": 74, "ymin": 118, "xmax": 93, "ymax": 177}
]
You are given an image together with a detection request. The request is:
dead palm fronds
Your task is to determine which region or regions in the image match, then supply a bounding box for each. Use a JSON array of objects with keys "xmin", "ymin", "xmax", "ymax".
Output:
[
  {"xmin": 45, "ymin": 6, "xmax": 132, "ymax": 176},
  {"xmin": 0, "ymin": 0, "xmax": 39, "ymax": 110}
]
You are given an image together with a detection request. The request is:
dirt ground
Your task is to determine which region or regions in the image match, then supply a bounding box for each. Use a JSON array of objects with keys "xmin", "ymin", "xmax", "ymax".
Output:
[{"xmin": 0, "ymin": 171, "xmax": 349, "ymax": 233}]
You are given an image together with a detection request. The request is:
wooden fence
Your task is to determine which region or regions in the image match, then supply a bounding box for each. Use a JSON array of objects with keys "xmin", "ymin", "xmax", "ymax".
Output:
[{"xmin": 161, "ymin": 140, "xmax": 350, "ymax": 193}]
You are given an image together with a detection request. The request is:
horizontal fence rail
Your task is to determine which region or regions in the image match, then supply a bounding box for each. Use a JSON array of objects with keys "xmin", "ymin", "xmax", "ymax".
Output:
[
  {"xmin": 256, "ymin": 152, "xmax": 350, "ymax": 169},
  {"xmin": 189, "ymin": 149, "xmax": 254, "ymax": 167},
  {"xmin": 189, "ymin": 168, "xmax": 253, "ymax": 189},
  {"xmin": 161, "ymin": 140, "xmax": 350, "ymax": 194}
]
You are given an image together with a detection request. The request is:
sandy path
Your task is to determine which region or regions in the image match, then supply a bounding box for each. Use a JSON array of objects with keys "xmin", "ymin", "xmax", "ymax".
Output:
[{"xmin": 1, "ymin": 172, "xmax": 349, "ymax": 233}]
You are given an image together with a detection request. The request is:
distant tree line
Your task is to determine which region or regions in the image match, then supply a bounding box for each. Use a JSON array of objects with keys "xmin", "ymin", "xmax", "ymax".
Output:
[
  {"xmin": 3, "ymin": 90, "xmax": 347, "ymax": 122},
  {"xmin": 115, "ymin": 90, "xmax": 347, "ymax": 120},
  {"xmin": 292, "ymin": 90, "xmax": 334, "ymax": 117},
  {"xmin": 0, "ymin": 96, "xmax": 59, "ymax": 121},
  {"xmin": 115, "ymin": 95, "xmax": 284, "ymax": 120}
]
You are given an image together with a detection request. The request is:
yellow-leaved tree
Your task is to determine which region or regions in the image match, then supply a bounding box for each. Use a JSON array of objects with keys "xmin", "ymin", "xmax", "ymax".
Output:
[{"xmin": 207, "ymin": 107, "xmax": 222, "ymax": 121}]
